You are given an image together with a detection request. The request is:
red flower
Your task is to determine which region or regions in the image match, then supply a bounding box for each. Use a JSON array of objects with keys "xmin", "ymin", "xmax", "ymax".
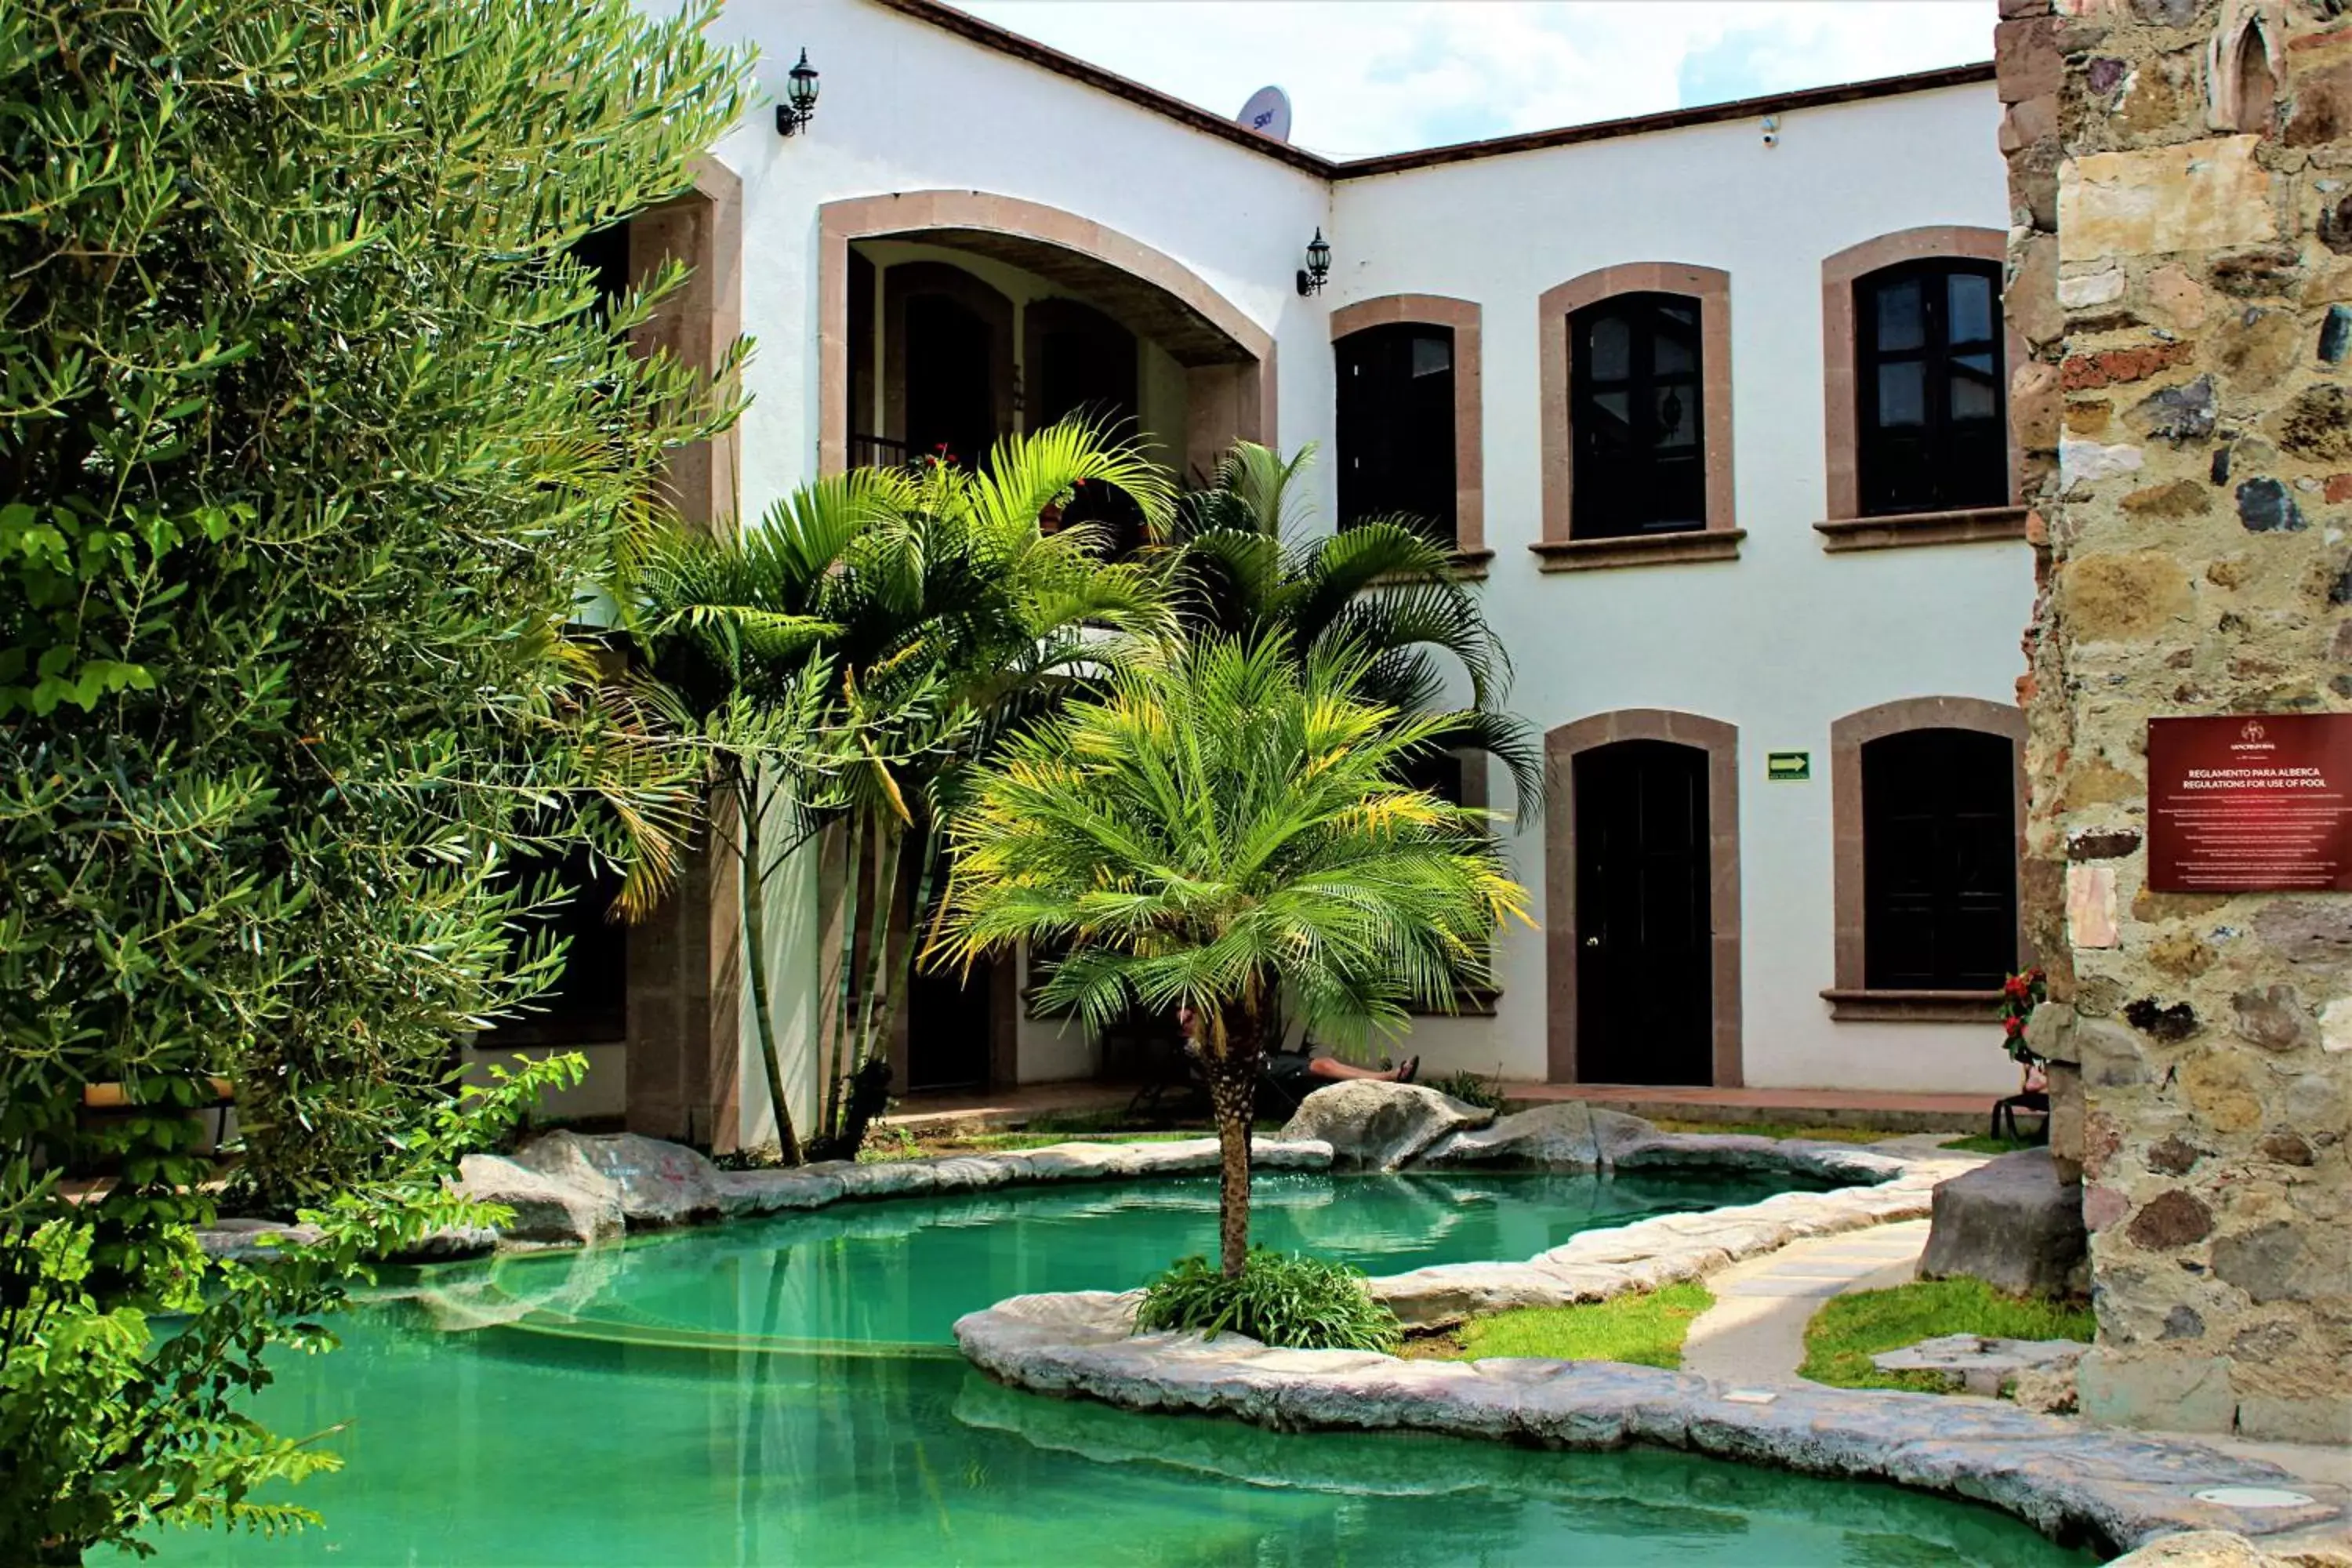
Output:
[{"xmin": 2004, "ymin": 1015, "xmax": 2025, "ymax": 1037}]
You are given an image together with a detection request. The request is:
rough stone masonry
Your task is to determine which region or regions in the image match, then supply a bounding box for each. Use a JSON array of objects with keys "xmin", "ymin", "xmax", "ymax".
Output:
[{"xmin": 1998, "ymin": 0, "xmax": 2351, "ymax": 1443}]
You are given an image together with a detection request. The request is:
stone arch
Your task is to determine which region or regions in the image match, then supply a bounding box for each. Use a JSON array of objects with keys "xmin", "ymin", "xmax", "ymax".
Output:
[
  {"xmin": 1817, "ymin": 226, "xmax": 2029, "ymax": 547},
  {"xmin": 1824, "ymin": 695, "xmax": 2031, "ymax": 1020},
  {"xmin": 818, "ymin": 192, "xmax": 1274, "ymax": 478},
  {"xmin": 1544, "ymin": 710, "xmax": 1742, "ymax": 1085}
]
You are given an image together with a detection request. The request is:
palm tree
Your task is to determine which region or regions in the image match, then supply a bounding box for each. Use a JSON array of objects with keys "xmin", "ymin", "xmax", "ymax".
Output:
[
  {"xmin": 1166, "ymin": 441, "xmax": 1541, "ymax": 814},
  {"xmin": 931, "ymin": 636, "xmax": 1527, "ymax": 1275},
  {"xmin": 635, "ymin": 420, "xmax": 1174, "ymax": 1160}
]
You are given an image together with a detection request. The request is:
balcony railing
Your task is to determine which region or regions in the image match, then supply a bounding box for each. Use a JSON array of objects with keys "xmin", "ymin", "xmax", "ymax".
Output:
[{"xmin": 850, "ymin": 432, "xmax": 911, "ymax": 470}]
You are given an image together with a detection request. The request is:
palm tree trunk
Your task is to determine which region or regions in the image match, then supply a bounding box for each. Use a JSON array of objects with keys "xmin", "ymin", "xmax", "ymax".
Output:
[
  {"xmin": 1201, "ymin": 1001, "xmax": 1264, "ymax": 1279},
  {"xmin": 735, "ymin": 769, "xmax": 803, "ymax": 1166}
]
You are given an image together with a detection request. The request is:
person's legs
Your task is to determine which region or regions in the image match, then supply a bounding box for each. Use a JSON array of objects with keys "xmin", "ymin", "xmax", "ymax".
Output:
[{"xmin": 1305, "ymin": 1055, "xmax": 1418, "ymax": 1084}]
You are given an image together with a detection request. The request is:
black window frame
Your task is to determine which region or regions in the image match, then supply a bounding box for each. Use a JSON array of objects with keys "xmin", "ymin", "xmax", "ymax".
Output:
[
  {"xmin": 1855, "ymin": 258, "xmax": 2008, "ymax": 517},
  {"xmin": 1334, "ymin": 321, "xmax": 1457, "ymax": 549},
  {"xmin": 1860, "ymin": 727, "xmax": 2019, "ymax": 993},
  {"xmin": 1569, "ymin": 292, "xmax": 1707, "ymax": 540}
]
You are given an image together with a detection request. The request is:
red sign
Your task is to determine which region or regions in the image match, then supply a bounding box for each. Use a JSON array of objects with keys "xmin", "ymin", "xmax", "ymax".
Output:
[{"xmin": 2147, "ymin": 715, "xmax": 2352, "ymax": 891}]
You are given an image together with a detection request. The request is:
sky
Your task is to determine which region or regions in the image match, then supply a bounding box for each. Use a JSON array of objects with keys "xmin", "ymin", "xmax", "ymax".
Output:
[{"xmin": 956, "ymin": 2, "xmax": 2001, "ymax": 160}]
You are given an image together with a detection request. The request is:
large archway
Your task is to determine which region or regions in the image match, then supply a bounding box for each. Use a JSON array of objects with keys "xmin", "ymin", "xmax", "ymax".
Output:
[{"xmin": 817, "ymin": 192, "xmax": 1275, "ymax": 482}]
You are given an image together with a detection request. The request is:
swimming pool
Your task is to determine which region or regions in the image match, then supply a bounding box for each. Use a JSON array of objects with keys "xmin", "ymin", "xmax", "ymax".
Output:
[{"xmin": 147, "ymin": 1169, "xmax": 2093, "ymax": 1566}]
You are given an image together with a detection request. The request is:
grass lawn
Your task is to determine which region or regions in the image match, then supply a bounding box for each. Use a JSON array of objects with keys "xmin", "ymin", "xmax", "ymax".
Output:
[
  {"xmin": 1940, "ymin": 1132, "xmax": 2039, "ymax": 1156},
  {"xmin": 1799, "ymin": 1278, "xmax": 2095, "ymax": 1392},
  {"xmin": 1650, "ymin": 1118, "xmax": 1902, "ymax": 1145},
  {"xmin": 1406, "ymin": 1283, "xmax": 1715, "ymax": 1370}
]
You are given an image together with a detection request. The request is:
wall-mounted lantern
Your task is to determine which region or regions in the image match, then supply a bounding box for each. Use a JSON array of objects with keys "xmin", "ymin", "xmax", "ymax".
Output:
[
  {"xmin": 775, "ymin": 49, "xmax": 820, "ymax": 136},
  {"xmin": 1295, "ymin": 228, "xmax": 1330, "ymax": 296}
]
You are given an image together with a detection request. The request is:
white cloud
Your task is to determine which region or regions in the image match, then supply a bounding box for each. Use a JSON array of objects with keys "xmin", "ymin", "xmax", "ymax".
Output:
[{"xmin": 957, "ymin": 1, "xmax": 1998, "ymax": 159}]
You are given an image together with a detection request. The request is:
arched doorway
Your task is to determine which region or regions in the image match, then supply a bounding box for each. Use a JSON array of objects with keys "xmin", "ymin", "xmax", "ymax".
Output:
[
  {"xmin": 818, "ymin": 191, "xmax": 1274, "ymax": 484},
  {"xmin": 1547, "ymin": 710, "xmax": 1743, "ymax": 1087}
]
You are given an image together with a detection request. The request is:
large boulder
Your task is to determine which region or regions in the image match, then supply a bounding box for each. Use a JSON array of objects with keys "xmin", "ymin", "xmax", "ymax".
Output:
[
  {"xmin": 1917, "ymin": 1147, "xmax": 2089, "ymax": 1298},
  {"xmin": 1276, "ymin": 1080, "xmax": 1492, "ymax": 1171},
  {"xmin": 1414, "ymin": 1101, "xmax": 1657, "ymax": 1169},
  {"xmin": 513, "ymin": 1131, "xmax": 723, "ymax": 1229},
  {"xmin": 453, "ymin": 1151, "xmax": 623, "ymax": 1247}
]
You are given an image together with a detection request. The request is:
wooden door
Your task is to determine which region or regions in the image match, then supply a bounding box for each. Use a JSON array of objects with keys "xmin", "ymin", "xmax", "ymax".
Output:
[{"xmin": 1574, "ymin": 740, "xmax": 1712, "ymax": 1084}]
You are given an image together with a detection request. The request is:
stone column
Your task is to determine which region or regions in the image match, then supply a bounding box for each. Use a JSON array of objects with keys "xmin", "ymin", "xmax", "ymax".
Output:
[{"xmin": 2013, "ymin": 0, "xmax": 2351, "ymax": 1445}]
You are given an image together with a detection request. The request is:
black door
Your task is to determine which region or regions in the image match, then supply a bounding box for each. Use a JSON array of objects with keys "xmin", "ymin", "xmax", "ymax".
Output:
[
  {"xmin": 906, "ymin": 960, "xmax": 993, "ymax": 1093},
  {"xmin": 904, "ymin": 293, "xmax": 996, "ymax": 471},
  {"xmin": 903, "ymin": 847, "xmax": 994, "ymax": 1093},
  {"xmin": 1029, "ymin": 300, "xmax": 1145, "ymax": 554},
  {"xmin": 1574, "ymin": 741, "xmax": 1712, "ymax": 1084}
]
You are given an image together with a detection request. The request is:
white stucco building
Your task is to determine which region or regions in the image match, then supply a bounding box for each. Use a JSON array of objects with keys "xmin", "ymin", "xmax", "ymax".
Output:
[{"xmin": 510, "ymin": 0, "xmax": 2038, "ymax": 1147}]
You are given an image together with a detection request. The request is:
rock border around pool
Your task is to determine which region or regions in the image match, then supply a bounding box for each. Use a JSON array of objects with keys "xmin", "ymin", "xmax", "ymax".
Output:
[
  {"xmin": 953, "ymin": 1290, "xmax": 2350, "ymax": 1559},
  {"xmin": 195, "ymin": 1087, "xmax": 1912, "ymax": 1259}
]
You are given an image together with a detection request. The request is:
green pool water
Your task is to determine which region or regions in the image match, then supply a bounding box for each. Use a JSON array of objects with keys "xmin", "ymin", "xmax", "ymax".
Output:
[{"xmin": 145, "ymin": 1170, "xmax": 2092, "ymax": 1567}]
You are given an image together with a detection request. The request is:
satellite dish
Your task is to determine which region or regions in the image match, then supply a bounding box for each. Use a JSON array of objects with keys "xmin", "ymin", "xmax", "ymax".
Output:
[{"xmin": 1236, "ymin": 85, "xmax": 1292, "ymax": 143}]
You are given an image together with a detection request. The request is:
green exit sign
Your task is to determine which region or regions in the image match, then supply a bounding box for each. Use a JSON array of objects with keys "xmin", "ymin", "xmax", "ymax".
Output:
[{"xmin": 1767, "ymin": 751, "xmax": 1811, "ymax": 782}]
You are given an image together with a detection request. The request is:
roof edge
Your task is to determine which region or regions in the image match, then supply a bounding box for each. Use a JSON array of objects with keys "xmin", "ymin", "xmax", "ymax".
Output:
[
  {"xmin": 873, "ymin": 0, "xmax": 1994, "ymax": 182},
  {"xmin": 869, "ymin": 0, "xmax": 1334, "ymax": 175},
  {"xmin": 1332, "ymin": 63, "xmax": 1998, "ymax": 178}
]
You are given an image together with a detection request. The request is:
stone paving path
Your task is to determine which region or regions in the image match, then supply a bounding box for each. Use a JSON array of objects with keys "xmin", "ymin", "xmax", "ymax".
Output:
[{"xmin": 1679, "ymin": 1218, "xmax": 1929, "ymax": 1385}]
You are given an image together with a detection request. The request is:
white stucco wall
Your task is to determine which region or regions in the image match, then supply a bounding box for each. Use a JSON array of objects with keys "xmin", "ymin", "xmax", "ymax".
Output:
[
  {"xmin": 1325, "ymin": 84, "xmax": 2031, "ymax": 1095},
  {"xmin": 673, "ymin": 0, "xmax": 2031, "ymax": 1103}
]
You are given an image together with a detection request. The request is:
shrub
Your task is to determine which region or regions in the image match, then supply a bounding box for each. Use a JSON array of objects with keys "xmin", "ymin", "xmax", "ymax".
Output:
[
  {"xmin": 0, "ymin": 0, "xmax": 746, "ymax": 1554},
  {"xmin": 1135, "ymin": 1249, "xmax": 1403, "ymax": 1353},
  {"xmin": 1429, "ymin": 1067, "xmax": 1505, "ymax": 1112}
]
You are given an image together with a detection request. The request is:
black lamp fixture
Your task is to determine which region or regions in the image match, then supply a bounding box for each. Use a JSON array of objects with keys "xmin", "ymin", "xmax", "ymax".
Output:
[
  {"xmin": 775, "ymin": 49, "xmax": 820, "ymax": 136},
  {"xmin": 1296, "ymin": 227, "xmax": 1330, "ymax": 296}
]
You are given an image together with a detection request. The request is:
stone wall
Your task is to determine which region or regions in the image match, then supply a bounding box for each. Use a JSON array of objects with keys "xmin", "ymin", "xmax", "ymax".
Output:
[{"xmin": 1998, "ymin": 0, "xmax": 2351, "ymax": 1445}]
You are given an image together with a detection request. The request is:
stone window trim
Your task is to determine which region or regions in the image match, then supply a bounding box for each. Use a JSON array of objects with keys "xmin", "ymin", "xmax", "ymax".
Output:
[
  {"xmin": 1543, "ymin": 710, "xmax": 1743, "ymax": 1087},
  {"xmin": 1824, "ymin": 695, "xmax": 2033, "ymax": 1023},
  {"xmin": 1533, "ymin": 263, "xmax": 1737, "ymax": 573},
  {"xmin": 818, "ymin": 191, "xmax": 1276, "ymax": 481},
  {"xmin": 1817, "ymin": 227, "xmax": 2028, "ymax": 552},
  {"xmin": 1329, "ymin": 294, "xmax": 1489, "ymax": 575}
]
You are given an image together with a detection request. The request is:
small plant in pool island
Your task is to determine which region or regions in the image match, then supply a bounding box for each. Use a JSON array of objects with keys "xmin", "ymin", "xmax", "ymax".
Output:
[
  {"xmin": 931, "ymin": 635, "xmax": 1526, "ymax": 1330},
  {"xmin": 1135, "ymin": 1250, "xmax": 1403, "ymax": 1353}
]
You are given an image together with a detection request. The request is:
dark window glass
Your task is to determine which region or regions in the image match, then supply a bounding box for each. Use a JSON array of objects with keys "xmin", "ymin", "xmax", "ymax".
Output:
[
  {"xmin": 1335, "ymin": 323, "xmax": 1456, "ymax": 546},
  {"xmin": 477, "ymin": 842, "xmax": 628, "ymax": 1048},
  {"xmin": 1861, "ymin": 728, "xmax": 2017, "ymax": 991},
  {"xmin": 1570, "ymin": 293, "xmax": 1705, "ymax": 539},
  {"xmin": 1857, "ymin": 260, "xmax": 2006, "ymax": 516}
]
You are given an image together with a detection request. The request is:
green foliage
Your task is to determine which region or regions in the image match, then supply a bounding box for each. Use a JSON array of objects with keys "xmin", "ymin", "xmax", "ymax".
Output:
[
  {"xmin": 1169, "ymin": 442, "xmax": 1540, "ymax": 815},
  {"xmin": 1940, "ymin": 1132, "xmax": 2037, "ymax": 1156},
  {"xmin": 1431, "ymin": 1283, "xmax": 1714, "ymax": 1370},
  {"xmin": 1136, "ymin": 1249, "xmax": 1403, "ymax": 1353},
  {"xmin": 1428, "ymin": 1068, "xmax": 1504, "ymax": 1112},
  {"xmin": 1798, "ymin": 1279, "xmax": 2096, "ymax": 1393},
  {"xmin": 2, "ymin": 1054, "xmax": 580, "ymax": 1559},
  {"xmin": 935, "ymin": 636, "xmax": 1525, "ymax": 1045},
  {"xmin": 637, "ymin": 421, "xmax": 1174, "ymax": 1159},
  {"xmin": 0, "ymin": 0, "xmax": 747, "ymax": 1554},
  {"xmin": 935, "ymin": 633, "xmax": 1527, "ymax": 1272}
]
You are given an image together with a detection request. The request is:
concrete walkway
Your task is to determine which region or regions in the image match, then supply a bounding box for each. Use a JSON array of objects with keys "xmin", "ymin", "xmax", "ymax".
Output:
[
  {"xmin": 1506, "ymin": 1082, "xmax": 1990, "ymax": 1134},
  {"xmin": 1680, "ymin": 1218, "xmax": 1929, "ymax": 1385}
]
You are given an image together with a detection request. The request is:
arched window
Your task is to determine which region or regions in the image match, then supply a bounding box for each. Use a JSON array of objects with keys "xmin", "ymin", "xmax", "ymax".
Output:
[
  {"xmin": 1860, "ymin": 727, "xmax": 2019, "ymax": 992},
  {"xmin": 1335, "ymin": 321, "xmax": 1457, "ymax": 547},
  {"xmin": 1854, "ymin": 260, "xmax": 2006, "ymax": 517},
  {"xmin": 1570, "ymin": 292, "xmax": 1707, "ymax": 538}
]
